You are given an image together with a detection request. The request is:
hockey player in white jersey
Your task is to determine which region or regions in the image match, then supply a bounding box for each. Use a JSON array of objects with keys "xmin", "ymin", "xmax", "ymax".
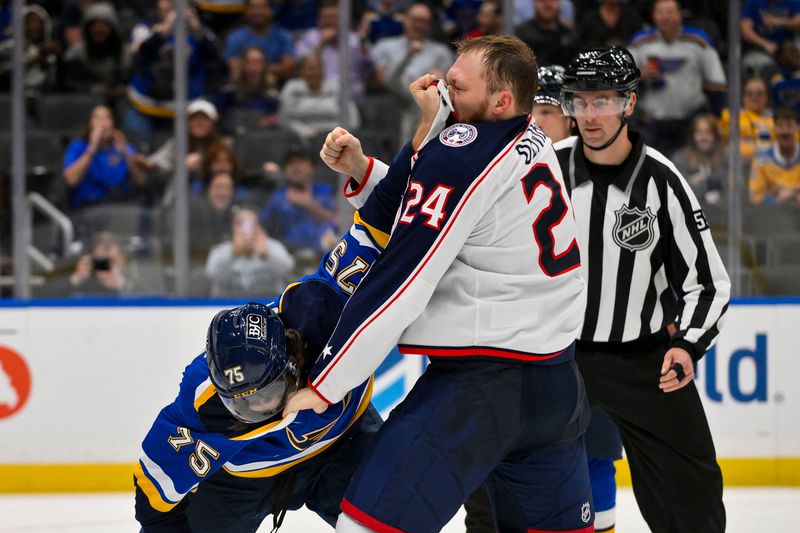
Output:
[{"xmin": 286, "ymin": 36, "xmax": 594, "ymax": 533}]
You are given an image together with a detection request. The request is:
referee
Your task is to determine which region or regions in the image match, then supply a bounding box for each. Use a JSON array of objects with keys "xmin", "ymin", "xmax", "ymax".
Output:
[{"xmin": 555, "ymin": 46, "xmax": 729, "ymax": 533}]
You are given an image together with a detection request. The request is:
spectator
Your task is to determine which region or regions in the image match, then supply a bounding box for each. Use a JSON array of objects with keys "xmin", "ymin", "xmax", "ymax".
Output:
[
  {"xmin": 370, "ymin": 2, "xmax": 453, "ymax": 139},
  {"xmin": 441, "ymin": 0, "xmax": 483, "ymax": 40},
  {"xmin": 190, "ymin": 170, "xmax": 237, "ymax": 259},
  {"xmin": 217, "ymin": 46, "xmax": 281, "ymax": 130},
  {"xmin": 205, "ymin": 207, "xmax": 295, "ymax": 297},
  {"xmin": 719, "ymin": 77, "xmax": 775, "ymax": 163},
  {"xmin": 514, "ymin": 0, "xmax": 575, "ymax": 28},
  {"xmin": 0, "ymin": 5, "xmax": 61, "ymax": 95},
  {"xmin": 63, "ymin": 2, "xmax": 130, "ymax": 98},
  {"xmin": 295, "ymin": 0, "xmax": 366, "ymax": 98},
  {"xmin": 464, "ymin": 0, "xmax": 503, "ymax": 39},
  {"xmin": 279, "ymin": 54, "xmax": 360, "ymax": 141},
  {"xmin": 224, "ymin": 0, "xmax": 295, "ymax": 85},
  {"xmin": 770, "ymin": 40, "xmax": 800, "ymax": 116},
  {"xmin": 63, "ymin": 104, "xmax": 146, "ymax": 210},
  {"xmin": 146, "ymin": 99, "xmax": 223, "ymax": 186},
  {"xmin": 629, "ymin": 0, "xmax": 726, "ymax": 155},
  {"xmin": 67, "ymin": 230, "xmax": 131, "ymax": 295},
  {"xmin": 575, "ymin": 0, "xmax": 642, "ymax": 48},
  {"xmin": 741, "ymin": 0, "xmax": 800, "ymax": 79},
  {"xmin": 750, "ymin": 108, "xmax": 800, "ymax": 205},
  {"xmin": 125, "ymin": 2, "xmax": 223, "ymax": 144},
  {"xmin": 260, "ymin": 148, "xmax": 337, "ymax": 255},
  {"xmin": 673, "ymin": 114, "xmax": 727, "ymax": 205},
  {"xmin": 515, "ymin": 0, "xmax": 577, "ymax": 67},
  {"xmin": 358, "ymin": 0, "xmax": 405, "ymax": 44},
  {"xmin": 201, "ymin": 142, "xmax": 242, "ymax": 190},
  {"xmin": 371, "ymin": 2, "xmax": 453, "ymax": 93}
]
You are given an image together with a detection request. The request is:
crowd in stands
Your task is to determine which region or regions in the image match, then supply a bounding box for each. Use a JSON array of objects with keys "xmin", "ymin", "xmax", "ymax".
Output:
[{"xmin": 0, "ymin": 0, "xmax": 798, "ymax": 297}]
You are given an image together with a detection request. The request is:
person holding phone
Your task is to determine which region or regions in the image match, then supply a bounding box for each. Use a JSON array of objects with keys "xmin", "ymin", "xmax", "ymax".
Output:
[
  {"xmin": 66, "ymin": 230, "xmax": 130, "ymax": 295},
  {"xmin": 205, "ymin": 208, "xmax": 295, "ymax": 297},
  {"xmin": 259, "ymin": 148, "xmax": 338, "ymax": 257}
]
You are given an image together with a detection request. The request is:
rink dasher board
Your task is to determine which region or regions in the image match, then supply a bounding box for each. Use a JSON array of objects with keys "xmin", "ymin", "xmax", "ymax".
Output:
[{"xmin": 0, "ymin": 297, "xmax": 798, "ymax": 491}]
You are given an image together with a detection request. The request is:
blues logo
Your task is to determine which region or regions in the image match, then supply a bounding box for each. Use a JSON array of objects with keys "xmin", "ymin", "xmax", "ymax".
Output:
[{"xmin": 612, "ymin": 205, "xmax": 656, "ymax": 251}]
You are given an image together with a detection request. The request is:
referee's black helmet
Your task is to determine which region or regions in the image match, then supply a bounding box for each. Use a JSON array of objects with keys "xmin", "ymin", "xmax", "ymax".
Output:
[{"xmin": 561, "ymin": 46, "xmax": 640, "ymax": 97}]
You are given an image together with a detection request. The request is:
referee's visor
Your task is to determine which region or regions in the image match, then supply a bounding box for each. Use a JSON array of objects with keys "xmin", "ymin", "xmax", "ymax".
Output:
[
  {"xmin": 219, "ymin": 359, "xmax": 299, "ymax": 423},
  {"xmin": 562, "ymin": 92, "xmax": 629, "ymax": 117}
]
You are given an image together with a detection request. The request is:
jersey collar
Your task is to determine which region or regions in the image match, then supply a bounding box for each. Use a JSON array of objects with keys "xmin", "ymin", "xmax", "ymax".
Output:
[{"xmin": 570, "ymin": 131, "xmax": 646, "ymax": 191}]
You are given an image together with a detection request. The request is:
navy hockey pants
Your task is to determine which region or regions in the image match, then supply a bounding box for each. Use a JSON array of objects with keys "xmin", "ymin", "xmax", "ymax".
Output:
[{"xmin": 341, "ymin": 358, "xmax": 594, "ymax": 533}]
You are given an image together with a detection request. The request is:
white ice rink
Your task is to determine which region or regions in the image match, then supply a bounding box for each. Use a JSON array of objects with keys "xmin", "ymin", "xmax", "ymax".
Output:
[{"xmin": 0, "ymin": 488, "xmax": 796, "ymax": 532}]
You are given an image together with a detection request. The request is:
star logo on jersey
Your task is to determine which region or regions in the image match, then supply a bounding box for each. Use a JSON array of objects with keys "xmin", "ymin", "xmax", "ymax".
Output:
[
  {"xmin": 439, "ymin": 124, "xmax": 477, "ymax": 147},
  {"xmin": 612, "ymin": 205, "xmax": 657, "ymax": 252},
  {"xmin": 320, "ymin": 345, "xmax": 333, "ymax": 361}
]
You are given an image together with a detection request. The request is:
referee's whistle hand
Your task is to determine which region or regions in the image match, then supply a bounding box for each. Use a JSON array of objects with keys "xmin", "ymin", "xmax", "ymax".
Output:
[{"xmin": 659, "ymin": 347, "xmax": 695, "ymax": 393}]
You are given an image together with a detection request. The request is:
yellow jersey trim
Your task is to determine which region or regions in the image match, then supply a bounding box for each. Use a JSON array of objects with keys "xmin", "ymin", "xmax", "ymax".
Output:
[
  {"xmin": 133, "ymin": 462, "xmax": 179, "ymax": 512},
  {"xmin": 278, "ymin": 281, "xmax": 302, "ymax": 314},
  {"xmin": 223, "ymin": 377, "xmax": 374, "ymax": 478},
  {"xmin": 354, "ymin": 211, "xmax": 390, "ymax": 249},
  {"xmin": 193, "ymin": 383, "xmax": 217, "ymax": 412}
]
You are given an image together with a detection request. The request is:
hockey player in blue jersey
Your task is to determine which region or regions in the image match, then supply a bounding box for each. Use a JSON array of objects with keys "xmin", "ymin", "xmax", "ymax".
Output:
[{"xmin": 134, "ymin": 154, "xmax": 411, "ymax": 532}]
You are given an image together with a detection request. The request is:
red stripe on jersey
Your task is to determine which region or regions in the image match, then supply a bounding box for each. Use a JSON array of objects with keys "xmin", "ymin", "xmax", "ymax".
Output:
[
  {"xmin": 527, "ymin": 526, "xmax": 593, "ymax": 533},
  {"xmin": 341, "ymin": 498, "xmax": 406, "ymax": 533},
  {"xmin": 344, "ymin": 157, "xmax": 375, "ymax": 199},
  {"xmin": 313, "ymin": 116, "xmax": 534, "ymax": 389},
  {"xmin": 397, "ymin": 345, "xmax": 567, "ymax": 361},
  {"xmin": 307, "ymin": 377, "xmax": 334, "ymax": 405}
]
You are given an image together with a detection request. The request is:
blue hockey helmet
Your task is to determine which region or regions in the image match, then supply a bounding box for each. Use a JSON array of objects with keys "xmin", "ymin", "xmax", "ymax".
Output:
[{"xmin": 206, "ymin": 302, "xmax": 299, "ymax": 423}]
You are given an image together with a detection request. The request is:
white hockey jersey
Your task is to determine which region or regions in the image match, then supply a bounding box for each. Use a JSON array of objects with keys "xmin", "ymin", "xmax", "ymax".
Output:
[{"xmin": 310, "ymin": 115, "xmax": 587, "ymax": 404}]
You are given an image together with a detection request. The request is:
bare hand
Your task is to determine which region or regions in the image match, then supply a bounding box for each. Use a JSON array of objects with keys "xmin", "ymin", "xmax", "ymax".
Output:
[
  {"xmin": 70, "ymin": 255, "xmax": 92, "ymax": 286},
  {"xmin": 319, "ymin": 127, "xmax": 370, "ymax": 177},
  {"xmin": 186, "ymin": 152, "xmax": 203, "ymax": 173},
  {"xmin": 763, "ymin": 40, "xmax": 778, "ymax": 56},
  {"xmin": 156, "ymin": 9, "xmax": 176, "ymax": 34},
  {"xmin": 88, "ymin": 124, "xmax": 105, "ymax": 149},
  {"xmin": 112, "ymin": 129, "xmax": 128, "ymax": 153},
  {"xmin": 254, "ymin": 228, "xmax": 269, "ymax": 258},
  {"xmin": 286, "ymin": 185, "xmax": 314, "ymax": 208},
  {"xmin": 659, "ymin": 347, "xmax": 695, "ymax": 393},
  {"xmin": 283, "ymin": 387, "xmax": 329, "ymax": 418},
  {"xmin": 320, "ymin": 27, "xmax": 338, "ymax": 44},
  {"xmin": 409, "ymin": 73, "xmax": 440, "ymax": 126},
  {"xmin": 187, "ymin": 7, "xmax": 202, "ymax": 34}
]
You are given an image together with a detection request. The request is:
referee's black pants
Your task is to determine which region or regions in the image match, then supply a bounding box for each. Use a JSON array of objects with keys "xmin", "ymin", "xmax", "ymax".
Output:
[{"xmin": 576, "ymin": 333, "xmax": 726, "ymax": 533}]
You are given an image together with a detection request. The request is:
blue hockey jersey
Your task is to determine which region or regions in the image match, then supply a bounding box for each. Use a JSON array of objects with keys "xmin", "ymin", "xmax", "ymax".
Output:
[{"xmin": 134, "ymin": 221, "xmax": 389, "ymax": 516}]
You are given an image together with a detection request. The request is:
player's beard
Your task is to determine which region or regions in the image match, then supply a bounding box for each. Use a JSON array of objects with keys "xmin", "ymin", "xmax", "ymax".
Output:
[{"xmin": 456, "ymin": 96, "xmax": 492, "ymax": 124}]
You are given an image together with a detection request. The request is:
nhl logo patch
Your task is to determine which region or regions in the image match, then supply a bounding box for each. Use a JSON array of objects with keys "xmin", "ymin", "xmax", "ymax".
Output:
[
  {"xmin": 581, "ymin": 501, "xmax": 591, "ymax": 524},
  {"xmin": 439, "ymin": 124, "xmax": 477, "ymax": 147},
  {"xmin": 613, "ymin": 205, "xmax": 656, "ymax": 251}
]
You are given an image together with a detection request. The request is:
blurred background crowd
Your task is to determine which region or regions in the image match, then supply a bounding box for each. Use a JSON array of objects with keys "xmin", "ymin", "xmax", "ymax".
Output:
[{"xmin": 0, "ymin": 0, "xmax": 798, "ymax": 298}]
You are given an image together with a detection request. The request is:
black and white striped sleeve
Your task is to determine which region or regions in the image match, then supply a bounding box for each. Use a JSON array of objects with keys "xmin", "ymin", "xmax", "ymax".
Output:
[{"xmin": 661, "ymin": 167, "xmax": 730, "ymax": 360}]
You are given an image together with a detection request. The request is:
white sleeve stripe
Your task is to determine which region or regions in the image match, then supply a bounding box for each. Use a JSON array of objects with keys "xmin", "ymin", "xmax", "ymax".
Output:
[
  {"xmin": 313, "ymin": 116, "xmax": 534, "ymax": 391},
  {"xmin": 139, "ymin": 448, "xmax": 188, "ymax": 503}
]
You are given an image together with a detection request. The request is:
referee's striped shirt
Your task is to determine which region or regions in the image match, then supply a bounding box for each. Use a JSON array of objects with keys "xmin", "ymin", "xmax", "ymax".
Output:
[{"xmin": 554, "ymin": 132, "xmax": 730, "ymax": 359}]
